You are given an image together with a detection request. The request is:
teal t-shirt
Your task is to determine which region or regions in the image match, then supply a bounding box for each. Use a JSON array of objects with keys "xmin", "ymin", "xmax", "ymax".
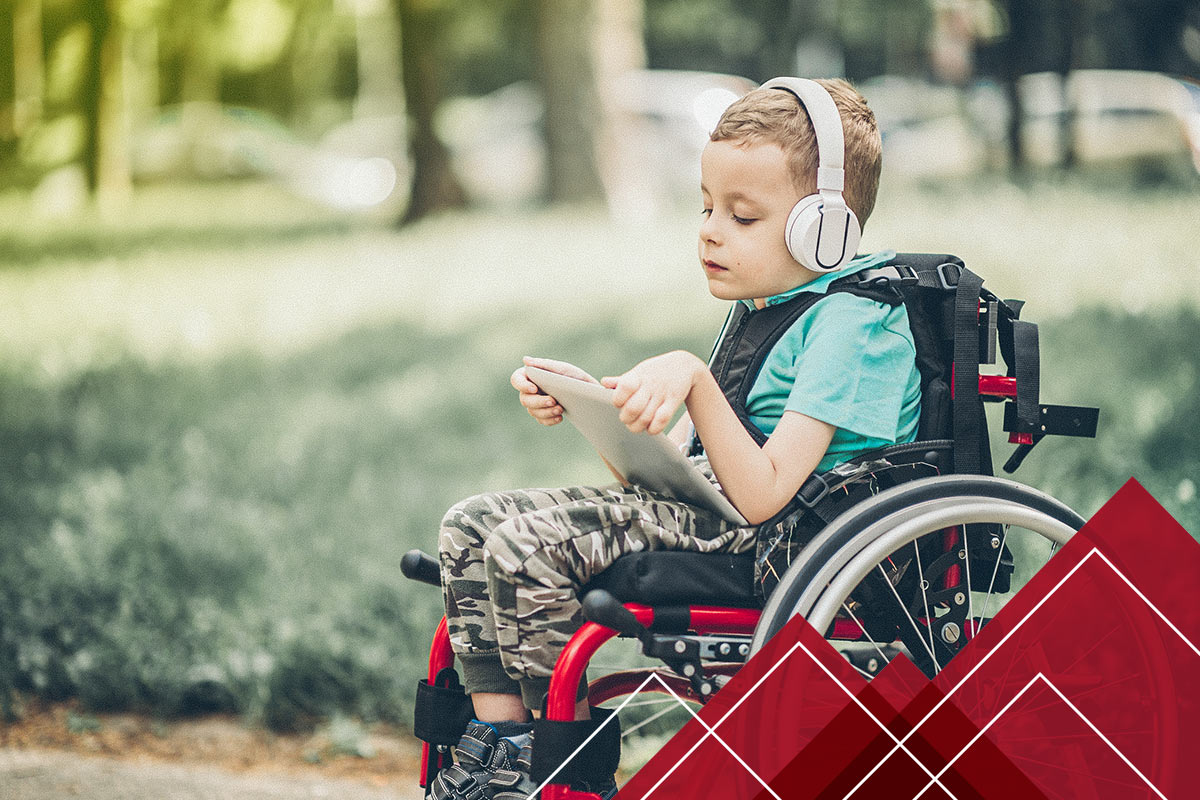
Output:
[{"xmin": 739, "ymin": 251, "xmax": 922, "ymax": 472}]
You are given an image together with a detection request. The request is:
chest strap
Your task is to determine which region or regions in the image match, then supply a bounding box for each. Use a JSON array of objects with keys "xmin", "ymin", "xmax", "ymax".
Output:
[{"xmin": 690, "ymin": 273, "xmax": 903, "ymax": 455}]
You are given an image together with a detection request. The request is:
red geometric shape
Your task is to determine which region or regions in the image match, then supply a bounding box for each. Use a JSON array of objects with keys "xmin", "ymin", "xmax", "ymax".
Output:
[{"xmin": 619, "ymin": 479, "xmax": 1199, "ymax": 799}]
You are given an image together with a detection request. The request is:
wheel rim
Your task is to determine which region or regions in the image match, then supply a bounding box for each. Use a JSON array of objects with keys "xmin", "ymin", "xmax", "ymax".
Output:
[{"xmin": 804, "ymin": 497, "xmax": 1076, "ymax": 636}]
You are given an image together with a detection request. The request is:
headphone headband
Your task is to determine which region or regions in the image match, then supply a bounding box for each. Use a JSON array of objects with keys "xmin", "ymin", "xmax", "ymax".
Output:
[
  {"xmin": 757, "ymin": 77, "xmax": 861, "ymax": 272},
  {"xmin": 759, "ymin": 77, "xmax": 845, "ymax": 193}
]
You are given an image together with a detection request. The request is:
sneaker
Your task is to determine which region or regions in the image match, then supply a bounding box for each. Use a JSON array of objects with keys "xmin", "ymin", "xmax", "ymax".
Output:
[
  {"xmin": 430, "ymin": 720, "xmax": 532, "ymax": 800},
  {"xmin": 488, "ymin": 736, "xmax": 540, "ymax": 799}
]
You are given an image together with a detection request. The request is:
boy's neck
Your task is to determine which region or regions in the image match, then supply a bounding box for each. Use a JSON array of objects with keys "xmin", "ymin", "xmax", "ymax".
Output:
[{"xmin": 750, "ymin": 267, "xmax": 824, "ymax": 309}]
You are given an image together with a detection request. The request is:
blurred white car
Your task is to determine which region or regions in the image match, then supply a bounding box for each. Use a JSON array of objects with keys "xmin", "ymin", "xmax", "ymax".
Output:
[
  {"xmin": 1019, "ymin": 70, "xmax": 1200, "ymax": 174},
  {"xmin": 132, "ymin": 103, "xmax": 404, "ymax": 211},
  {"xmin": 437, "ymin": 70, "xmax": 757, "ymax": 208},
  {"xmin": 860, "ymin": 70, "xmax": 1200, "ymax": 179}
]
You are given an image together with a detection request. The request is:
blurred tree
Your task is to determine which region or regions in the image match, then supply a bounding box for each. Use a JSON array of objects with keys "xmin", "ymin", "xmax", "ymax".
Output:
[
  {"xmin": 349, "ymin": 0, "xmax": 403, "ymax": 120},
  {"xmin": 12, "ymin": 0, "xmax": 45, "ymax": 137},
  {"xmin": 289, "ymin": 0, "xmax": 344, "ymax": 130},
  {"xmin": 535, "ymin": 0, "xmax": 605, "ymax": 203},
  {"xmin": 397, "ymin": 0, "xmax": 467, "ymax": 224},
  {"xmin": 747, "ymin": 0, "xmax": 805, "ymax": 79},
  {"xmin": 1099, "ymin": 0, "xmax": 1199, "ymax": 74},
  {"xmin": 593, "ymin": 0, "xmax": 651, "ymax": 212},
  {"xmin": 178, "ymin": 0, "xmax": 224, "ymax": 105},
  {"xmin": 79, "ymin": 0, "xmax": 130, "ymax": 208},
  {"xmin": 645, "ymin": 0, "xmax": 764, "ymax": 78}
]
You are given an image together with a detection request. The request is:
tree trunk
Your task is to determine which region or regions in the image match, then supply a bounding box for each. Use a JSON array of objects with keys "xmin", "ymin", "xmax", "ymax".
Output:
[
  {"xmin": 397, "ymin": 0, "xmax": 466, "ymax": 225},
  {"xmin": 1055, "ymin": 0, "xmax": 1078, "ymax": 170},
  {"xmin": 79, "ymin": 0, "xmax": 130, "ymax": 208},
  {"xmin": 353, "ymin": 0, "xmax": 404, "ymax": 120},
  {"xmin": 535, "ymin": 0, "xmax": 605, "ymax": 204},
  {"xmin": 290, "ymin": 0, "xmax": 338, "ymax": 130},
  {"xmin": 12, "ymin": 0, "xmax": 45, "ymax": 137},
  {"xmin": 1002, "ymin": 0, "xmax": 1032, "ymax": 175},
  {"xmin": 591, "ymin": 0, "xmax": 649, "ymax": 216},
  {"xmin": 180, "ymin": 0, "xmax": 221, "ymax": 105}
]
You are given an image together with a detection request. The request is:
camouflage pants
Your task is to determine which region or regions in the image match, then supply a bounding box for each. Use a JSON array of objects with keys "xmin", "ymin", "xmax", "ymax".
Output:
[{"xmin": 438, "ymin": 459, "xmax": 758, "ymax": 708}]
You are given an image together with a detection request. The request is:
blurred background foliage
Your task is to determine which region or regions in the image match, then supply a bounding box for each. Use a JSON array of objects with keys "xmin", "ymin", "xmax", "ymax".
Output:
[{"xmin": 0, "ymin": 0, "xmax": 1198, "ymax": 736}]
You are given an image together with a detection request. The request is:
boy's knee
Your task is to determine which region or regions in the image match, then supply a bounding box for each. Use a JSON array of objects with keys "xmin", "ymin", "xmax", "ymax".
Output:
[
  {"xmin": 439, "ymin": 491, "xmax": 503, "ymax": 552},
  {"xmin": 482, "ymin": 523, "xmax": 524, "ymax": 578}
]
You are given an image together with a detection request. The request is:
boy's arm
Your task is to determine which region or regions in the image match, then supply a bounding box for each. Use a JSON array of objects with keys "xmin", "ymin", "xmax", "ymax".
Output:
[
  {"xmin": 667, "ymin": 410, "xmax": 694, "ymax": 450},
  {"xmin": 604, "ymin": 351, "xmax": 833, "ymax": 525},
  {"xmin": 685, "ymin": 370, "xmax": 833, "ymax": 524}
]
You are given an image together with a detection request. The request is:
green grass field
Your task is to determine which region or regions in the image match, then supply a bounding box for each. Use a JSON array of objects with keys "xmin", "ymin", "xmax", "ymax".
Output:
[{"xmin": 1, "ymin": 176, "xmax": 1197, "ymax": 729}]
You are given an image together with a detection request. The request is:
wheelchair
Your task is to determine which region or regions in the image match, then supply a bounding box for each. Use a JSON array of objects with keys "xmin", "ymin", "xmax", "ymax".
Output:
[{"xmin": 401, "ymin": 255, "xmax": 1100, "ymax": 800}]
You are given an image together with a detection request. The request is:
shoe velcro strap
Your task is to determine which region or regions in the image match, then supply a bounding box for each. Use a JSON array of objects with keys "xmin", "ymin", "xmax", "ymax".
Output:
[
  {"xmin": 454, "ymin": 732, "xmax": 496, "ymax": 770},
  {"xmin": 530, "ymin": 706, "xmax": 621, "ymax": 785},
  {"xmin": 431, "ymin": 764, "xmax": 490, "ymax": 800},
  {"xmin": 414, "ymin": 668, "xmax": 474, "ymax": 747},
  {"xmin": 488, "ymin": 767, "xmax": 543, "ymax": 800}
]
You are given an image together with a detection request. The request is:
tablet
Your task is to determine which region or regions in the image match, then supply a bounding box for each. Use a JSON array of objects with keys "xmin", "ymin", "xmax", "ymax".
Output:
[{"xmin": 525, "ymin": 366, "xmax": 748, "ymax": 526}]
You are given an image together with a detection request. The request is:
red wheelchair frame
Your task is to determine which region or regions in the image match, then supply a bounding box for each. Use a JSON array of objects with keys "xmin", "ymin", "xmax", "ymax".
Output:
[{"xmin": 413, "ymin": 376, "xmax": 1036, "ymax": 799}]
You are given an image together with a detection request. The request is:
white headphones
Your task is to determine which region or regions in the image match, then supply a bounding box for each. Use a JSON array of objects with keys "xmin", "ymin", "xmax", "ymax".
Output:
[{"xmin": 760, "ymin": 77, "xmax": 861, "ymax": 273}]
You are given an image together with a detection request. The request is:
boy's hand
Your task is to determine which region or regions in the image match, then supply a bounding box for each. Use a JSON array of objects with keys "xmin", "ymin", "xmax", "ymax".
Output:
[
  {"xmin": 511, "ymin": 356, "xmax": 598, "ymax": 426},
  {"xmin": 602, "ymin": 351, "xmax": 705, "ymax": 435}
]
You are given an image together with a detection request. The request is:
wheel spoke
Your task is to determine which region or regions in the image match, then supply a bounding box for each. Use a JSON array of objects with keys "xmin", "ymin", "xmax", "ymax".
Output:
[
  {"xmin": 876, "ymin": 563, "xmax": 942, "ymax": 672},
  {"xmin": 840, "ymin": 601, "xmax": 893, "ymax": 668},
  {"xmin": 977, "ymin": 524, "xmax": 1012, "ymax": 634},
  {"xmin": 913, "ymin": 538, "xmax": 937, "ymax": 662},
  {"xmin": 961, "ymin": 527, "xmax": 976, "ymax": 639}
]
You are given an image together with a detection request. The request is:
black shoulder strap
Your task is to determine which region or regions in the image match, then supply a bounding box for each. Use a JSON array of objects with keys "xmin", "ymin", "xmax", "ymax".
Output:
[
  {"xmin": 952, "ymin": 268, "xmax": 987, "ymax": 474},
  {"xmin": 692, "ymin": 275, "xmax": 903, "ymax": 454}
]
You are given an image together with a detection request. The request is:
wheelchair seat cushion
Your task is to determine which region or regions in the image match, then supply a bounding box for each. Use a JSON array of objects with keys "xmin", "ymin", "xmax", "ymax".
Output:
[{"xmin": 583, "ymin": 550, "xmax": 760, "ymax": 608}]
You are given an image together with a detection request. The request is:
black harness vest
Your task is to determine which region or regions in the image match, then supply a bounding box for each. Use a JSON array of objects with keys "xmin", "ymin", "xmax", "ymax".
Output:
[{"xmin": 689, "ymin": 273, "xmax": 903, "ymax": 455}]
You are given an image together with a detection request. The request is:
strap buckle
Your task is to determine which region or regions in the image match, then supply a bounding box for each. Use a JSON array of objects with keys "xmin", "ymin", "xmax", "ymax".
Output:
[
  {"xmin": 796, "ymin": 472, "xmax": 834, "ymax": 508},
  {"xmin": 856, "ymin": 264, "xmax": 918, "ymax": 290},
  {"xmin": 936, "ymin": 261, "xmax": 962, "ymax": 290}
]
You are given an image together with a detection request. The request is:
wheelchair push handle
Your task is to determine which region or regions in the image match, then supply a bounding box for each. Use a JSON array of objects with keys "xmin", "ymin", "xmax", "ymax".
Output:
[
  {"xmin": 582, "ymin": 589, "xmax": 649, "ymax": 640},
  {"xmin": 401, "ymin": 549, "xmax": 442, "ymax": 587}
]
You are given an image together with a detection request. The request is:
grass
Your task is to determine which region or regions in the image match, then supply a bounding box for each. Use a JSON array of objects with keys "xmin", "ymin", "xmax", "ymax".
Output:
[{"xmin": 0, "ymin": 175, "xmax": 1197, "ymax": 731}]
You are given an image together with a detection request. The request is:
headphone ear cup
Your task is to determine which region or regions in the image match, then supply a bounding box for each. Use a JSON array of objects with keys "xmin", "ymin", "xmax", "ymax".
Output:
[
  {"xmin": 785, "ymin": 195, "xmax": 825, "ymax": 270},
  {"xmin": 785, "ymin": 195, "xmax": 861, "ymax": 272}
]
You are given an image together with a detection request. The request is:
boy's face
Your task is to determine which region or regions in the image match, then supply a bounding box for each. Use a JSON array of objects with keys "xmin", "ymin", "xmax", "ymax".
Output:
[{"xmin": 699, "ymin": 139, "xmax": 820, "ymax": 307}]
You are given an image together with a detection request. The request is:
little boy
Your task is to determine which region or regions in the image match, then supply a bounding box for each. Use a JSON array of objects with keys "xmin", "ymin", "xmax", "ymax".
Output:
[{"xmin": 432, "ymin": 78, "xmax": 920, "ymax": 799}]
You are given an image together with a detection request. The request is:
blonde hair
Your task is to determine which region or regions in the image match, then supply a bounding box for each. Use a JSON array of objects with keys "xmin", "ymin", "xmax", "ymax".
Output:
[{"xmin": 710, "ymin": 79, "xmax": 882, "ymax": 226}]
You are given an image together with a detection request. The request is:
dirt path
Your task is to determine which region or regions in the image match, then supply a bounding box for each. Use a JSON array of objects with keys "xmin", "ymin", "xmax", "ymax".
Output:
[
  {"xmin": 0, "ymin": 749, "xmax": 426, "ymax": 799},
  {"xmin": 0, "ymin": 702, "xmax": 427, "ymax": 799}
]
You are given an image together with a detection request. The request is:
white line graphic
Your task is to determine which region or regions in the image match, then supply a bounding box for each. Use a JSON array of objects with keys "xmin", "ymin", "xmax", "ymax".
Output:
[
  {"xmin": 595, "ymin": 637, "xmax": 957, "ymax": 800},
  {"xmin": 529, "ymin": 670, "xmax": 783, "ymax": 800},
  {"xmin": 532, "ymin": 543, "xmax": 1196, "ymax": 799},
  {"xmin": 841, "ymin": 547, "xmax": 1199, "ymax": 799},
  {"xmin": 909, "ymin": 673, "xmax": 1168, "ymax": 800}
]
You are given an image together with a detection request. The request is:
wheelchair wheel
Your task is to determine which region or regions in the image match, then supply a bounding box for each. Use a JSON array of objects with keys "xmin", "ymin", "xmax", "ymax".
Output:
[
  {"xmin": 747, "ymin": 475, "xmax": 1179, "ymax": 791},
  {"xmin": 750, "ymin": 475, "xmax": 1084, "ymax": 667}
]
